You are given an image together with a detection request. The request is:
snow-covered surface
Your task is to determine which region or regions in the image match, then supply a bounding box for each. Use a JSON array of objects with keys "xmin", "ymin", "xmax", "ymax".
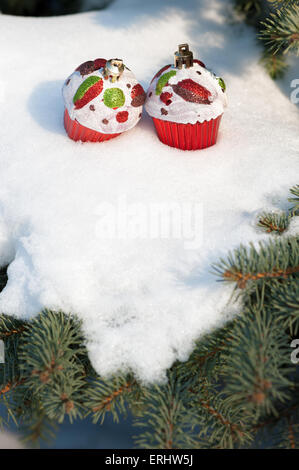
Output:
[
  {"xmin": 0, "ymin": 430, "xmax": 23, "ymax": 449},
  {"xmin": 286, "ymin": 216, "xmax": 299, "ymax": 237},
  {"xmin": 0, "ymin": 0, "xmax": 298, "ymax": 383},
  {"xmin": 145, "ymin": 61, "xmax": 227, "ymax": 124}
]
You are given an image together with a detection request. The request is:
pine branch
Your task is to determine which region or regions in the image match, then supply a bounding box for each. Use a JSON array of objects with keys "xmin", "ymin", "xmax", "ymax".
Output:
[
  {"xmin": 0, "ymin": 378, "xmax": 26, "ymax": 397},
  {"xmin": 174, "ymin": 323, "xmax": 234, "ymax": 385},
  {"xmin": 253, "ymin": 403, "xmax": 298, "ymax": 433},
  {"xmin": 289, "ymin": 185, "xmax": 299, "ymax": 214},
  {"xmin": 252, "ymin": 395, "xmax": 299, "ymax": 448},
  {"xmin": 214, "ymin": 237, "xmax": 299, "ymax": 289},
  {"xmin": 259, "ymin": 49, "xmax": 289, "ymax": 78},
  {"xmin": 198, "ymin": 399, "xmax": 245, "ymax": 440},
  {"xmin": 234, "ymin": 0, "xmax": 298, "ymax": 77},
  {"xmin": 134, "ymin": 374, "xmax": 194, "ymax": 449},
  {"xmin": 19, "ymin": 310, "xmax": 85, "ymax": 387},
  {"xmin": 257, "ymin": 211, "xmax": 291, "ymax": 234},
  {"xmin": 287, "ymin": 416, "xmax": 296, "ymax": 449},
  {"xmin": 38, "ymin": 371, "xmax": 86, "ymax": 423},
  {"xmin": 222, "ymin": 305, "xmax": 294, "ymax": 422},
  {"xmin": 0, "ymin": 315, "xmax": 27, "ymax": 341},
  {"xmin": 233, "ymin": 0, "xmax": 263, "ymax": 24},
  {"xmin": 91, "ymin": 383, "xmax": 130, "ymax": 413},
  {"xmin": 86, "ymin": 375, "xmax": 142, "ymax": 424},
  {"xmin": 188, "ymin": 385, "xmax": 253, "ymax": 448},
  {"xmin": 260, "ymin": 3, "xmax": 299, "ymax": 55},
  {"xmin": 0, "ymin": 315, "xmax": 28, "ymax": 387},
  {"xmin": 17, "ymin": 310, "xmax": 88, "ymax": 423},
  {"xmin": 267, "ymin": 0, "xmax": 297, "ymax": 6},
  {"xmin": 20, "ymin": 406, "xmax": 57, "ymax": 446},
  {"xmin": 270, "ymin": 280, "xmax": 299, "ymax": 334}
]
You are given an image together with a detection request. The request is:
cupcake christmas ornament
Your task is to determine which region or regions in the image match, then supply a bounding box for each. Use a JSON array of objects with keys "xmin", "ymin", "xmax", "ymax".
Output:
[
  {"xmin": 63, "ymin": 58, "xmax": 146, "ymax": 142},
  {"xmin": 145, "ymin": 44, "xmax": 227, "ymax": 150}
]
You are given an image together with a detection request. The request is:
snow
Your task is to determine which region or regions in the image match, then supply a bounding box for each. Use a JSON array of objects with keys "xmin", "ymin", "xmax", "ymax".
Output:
[
  {"xmin": 286, "ymin": 216, "xmax": 299, "ymax": 237},
  {"xmin": 0, "ymin": 0, "xmax": 298, "ymax": 383},
  {"xmin": 0, "ymin": 430, "xmax": 23, "ymax": 449}
]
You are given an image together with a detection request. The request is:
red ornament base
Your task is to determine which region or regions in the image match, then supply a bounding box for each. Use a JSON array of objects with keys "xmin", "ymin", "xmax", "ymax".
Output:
[
  {"xmin": 152, "ymin": 115, "xmax": 222, "ymax": 151},
  {"xmin": 64, "ymin": 109, "xmax": 120, "ymax": 143}
]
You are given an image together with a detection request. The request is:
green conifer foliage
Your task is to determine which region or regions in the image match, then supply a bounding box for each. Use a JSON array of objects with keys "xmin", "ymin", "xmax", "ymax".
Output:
[{"xmin": 234, "ymin": 0, "xmax": 299, "ymax": 78}]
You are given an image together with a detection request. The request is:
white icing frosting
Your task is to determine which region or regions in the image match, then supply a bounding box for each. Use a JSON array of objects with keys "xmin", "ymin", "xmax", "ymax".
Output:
[
  {"xmin": 62, "ymin": 60, "xmax": 145, "ymax": 134},
  {"xmin": 145, "ymin": 62, "xmax": 227, "ymax": 124}
]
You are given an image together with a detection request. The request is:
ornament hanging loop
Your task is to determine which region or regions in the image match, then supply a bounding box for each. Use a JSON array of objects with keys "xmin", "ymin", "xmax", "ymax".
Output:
[
  {"xmin": 104, "ymin": 59, "xmax": 125, "ymax": 83},
  {"xmin": 174, "ymin": 44, "xmax": 193, "ymax": 69}
]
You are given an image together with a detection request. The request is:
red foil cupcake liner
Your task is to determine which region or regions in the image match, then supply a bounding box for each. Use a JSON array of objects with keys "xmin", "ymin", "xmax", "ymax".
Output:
[
  {"xmin": 64, "ymin": 109, "xmax": 120, "ymax": 143},
  {"xmin": 152, "ymin": 115, "xmax": 223, "ymax": 150}
]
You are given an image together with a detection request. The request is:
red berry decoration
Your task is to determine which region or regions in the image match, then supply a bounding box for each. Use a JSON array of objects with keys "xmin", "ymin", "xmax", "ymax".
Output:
[
  {"xmin": 131, "ymin": 84, "xmax": 146, "ymax": 107},
  {"xmin": 193, "ymin": 59, "xmax": 206, "ymax": 68},
  {"xmin": 76, "ymin": 60, "xmax": 94, "ymax": 76},
  {"xmin": 171, "ymin": 79, "xmax": 212, "ymax": 104},
  {"xmin": 116, "ymin": 111, "xmax": 129, "ymax": 123},
  {"xmin": 76, "ymin": 58, "xmax": 107, "ymax": 76},
  {"xmin": 93, "ymin": 58, "xmax": 107, "ymax": 70},
  {"xmin": 160, "ymin": 92, "xmax": 173, "ymax": 106}
]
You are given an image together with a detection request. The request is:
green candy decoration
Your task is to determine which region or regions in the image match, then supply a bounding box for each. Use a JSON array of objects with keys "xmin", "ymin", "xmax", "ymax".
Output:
[
  {"xmin": 155, "ymin": 70, "xmax": 177, "ymax": 95},
  {"xmin": 217, "ymin": 77, "xmax": 226, "ymax": 92},
  {"xmin": 103, "ymin": 88, "xmax": 125, "ymax": 108}
]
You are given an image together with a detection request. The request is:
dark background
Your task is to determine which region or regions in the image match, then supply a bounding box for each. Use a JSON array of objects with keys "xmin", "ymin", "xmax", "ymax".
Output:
[{"xmin": 0, "ymin": 0, "xmax": 112, "ymax": 16}]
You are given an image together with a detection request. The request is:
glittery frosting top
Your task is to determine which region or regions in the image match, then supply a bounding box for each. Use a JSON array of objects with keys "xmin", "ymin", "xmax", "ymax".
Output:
[
  {"xmin": 145, "ymin": 58, "xmax": 227, "ymax": 125},
  {"xmin": 62, "ymin": 58, "xmax": 146, "ymax": 134}
]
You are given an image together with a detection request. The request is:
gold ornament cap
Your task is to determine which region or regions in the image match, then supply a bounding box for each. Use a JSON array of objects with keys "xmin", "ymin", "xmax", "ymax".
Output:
[
  {"xmin": 104, "ymin": 59, "xmax": 125, "ymax": 82},
  {"xmin": 174, "ymin": 44, "xmax": 194, "ymax": 69}
]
